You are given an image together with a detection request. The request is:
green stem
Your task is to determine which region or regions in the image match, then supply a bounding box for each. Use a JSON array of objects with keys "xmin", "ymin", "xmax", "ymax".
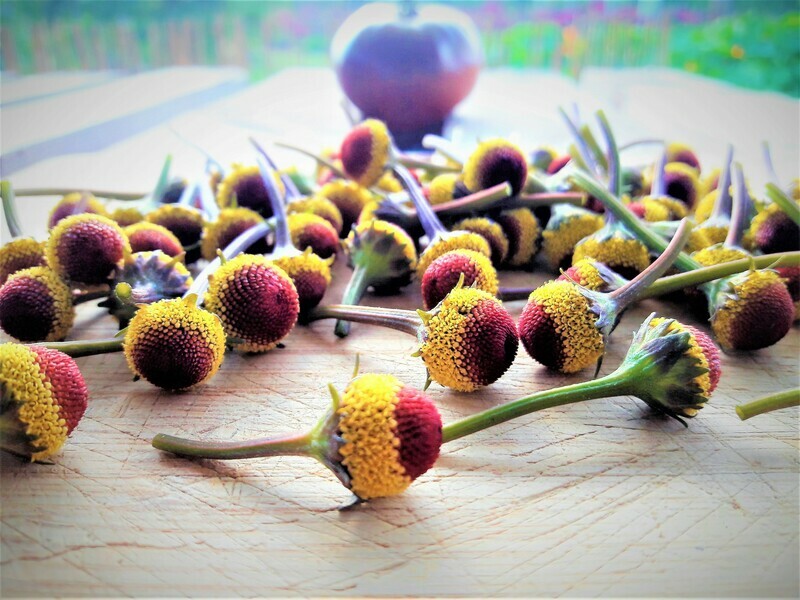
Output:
[
  {"xmin": 639, "ymin": 252, "xmax": 800, "ymax": 299},
  {"xmin": 397, "ymin": 155, "xmax": 460, "ymax": 174},
  {"xmin": 442, "ymin": 372, "xmax": 628, "ymax": 443},
  {"xmin": 570, "ymin": 170, "xmax": 702, "ymax": 272},
  {"xmin": 580, "ymin": 123, "xmax": 608, "ymax": 173},
  {"xmin": 1, "ymin": 181, "xmax": 23, "ymax": 237},
  {"xmin": 595, "ymin": 111, "xmax": 620, "ymax": 198},
  {"xmin": 736, "ymin": 388, "xmax": 800, "ymax": 421},
  {"xmin": 334, "ymin": 264, "xmax": 373, "ymax": 338},
  {"xmin": 152, "ymin": 430, "xmax": 314, "ymax": 460},
  {"xmin": 307, "ymin": 304, "xmax": 421, "ymax": 337},
  {"xmin": 36, "ymin": 337, "xmax": 123, "ymax": 358},
  {"xmin": 13, "ymin": 188, "xmax": 146, "ymax": 201},
  {"xmin": 766, "ymin": 183, "xmax": 800, "ymax": 227}
]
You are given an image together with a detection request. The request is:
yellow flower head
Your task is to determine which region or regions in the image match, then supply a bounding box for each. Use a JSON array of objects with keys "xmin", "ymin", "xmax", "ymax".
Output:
[
  {"xmin": 417, "ymin": 231, "xmax": 491, "ymax": 278},
  {"xmin": 453, "ymin": 217, "xmax": 509, "ymax": 266},
  {"xmin": 692, "ymin": 244, "xmax": 749, "ymax": 267},
  {"xmin": 216, "ymin": 164, "xmax": 285, "ymax": 216},
  {"xmin": 288, "ymin": 213, "xmax": 340, "ymax": 259},
  {"xmin": 710, "ymin": 270, "xmax": 795, "ymax": 352},
  {"xmin": 0, "ymin": 266, "xmax": 74, "ymax": 342},
  {"xmin": 421, "ymin": 249, "xmax": 498, "ymax": 310},
  {"xmin": 204, "ymin": 255, "xmax": 298, "ymax": 353},
  {"xmin": 376, "ymin": 171, "xmax": 403, "ymax": 193},
  {"xmin": 124, "ymin": 221, "xmax": 184, "ymax": 257},
  {"xmin": 48, "ymin": 192, "xmax": 108, "ymax": 229},
  {"xmin": 665, "ymin": 142, "xmax": 701, "ymax": 173},
  {"xmin": 340, "ymin": 119, "xmax": 391, "ymax": 188},
  {"xmin": 145, "ymin": 205, "xmax": 205, "ymax": 262},
  {"xmin": 0, "ymin": 238, "xmax": 46, "ymax": 285},
  {"xmin": 648, "ymin": 318, "xmax": 718, "ymax": 412},
  {"xmin": 201, "ymin": 207, "xmax": 266, "ymax": 262},
  {"xmin": 0, "ymin": 343, "xmax": 88, "ymax": 461},
  {"xmin": 47, "ymin": 213, "xmax": 131, "ymax": 285},
  {"xmin": 463, "ymin": 138, "xmax": 528, "ymax": 196},
  {"xmin": 287, "ymin": 196, "xmax": 344, "ymax": 235},
  {"xmin": 541, "ymin": 207, "xmax": 604, "ymax": 271},
  {"xmin": 428, "ymin": 173, "xmax": 462, "ymax": 205},
  {"xmin": 558, "ymin": 258, "xmax": 624, "ymax": 292},
  {"xmin": 495, "ymin": 208, "xmax": 540, "ymax": 268},
  {"xmin": 663, "ymin": 162, "xmax": 701, "ymax": 210},
  {"xmin": 418, "ymin": 287, "xmax": 518, "ymax": 391},
  {"xmin": 123, "ymin": 297, "xmax": 226, "ymax": 390},
  {"xmin": 273, "ymin": 248, "xmax": 333, "ymax": 313},
  {"xmin": 572, "ymin": 232, "xmax": 650, "ymax": 280},
  {"xmin": 630, "ymin": 196, "xmax": 689, "ymax": 222},
  {"xmin": 318, "ymin": 180, "xmax": 374, "ymax": 235},
  {"xmin": 518, "ymin": 280, "xmax": 605, "ymax": 373},
  {"xmin": 110, "ymin": 206, "xmax": 144, "ymax": 227},
  {"xmin": 336, "ymin": 373, "xmax": 442, "ymax": 499}
]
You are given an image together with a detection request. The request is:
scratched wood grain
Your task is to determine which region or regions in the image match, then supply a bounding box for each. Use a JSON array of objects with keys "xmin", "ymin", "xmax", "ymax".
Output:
[{"xmin": 1, "ymin": 68, "xmax": 799, "ymax": 597}]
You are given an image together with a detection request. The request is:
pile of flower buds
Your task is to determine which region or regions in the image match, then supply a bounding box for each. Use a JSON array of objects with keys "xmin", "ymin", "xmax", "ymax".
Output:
[{"xmin": 1, "ymin": 108, "xmax": 798, "ymax": 506}]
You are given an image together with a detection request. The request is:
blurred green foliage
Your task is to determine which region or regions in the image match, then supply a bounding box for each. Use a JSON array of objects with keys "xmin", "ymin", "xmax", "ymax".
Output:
[{"xmin": 1, "ymin": 1, "xmax": 797, "ymax": 97}]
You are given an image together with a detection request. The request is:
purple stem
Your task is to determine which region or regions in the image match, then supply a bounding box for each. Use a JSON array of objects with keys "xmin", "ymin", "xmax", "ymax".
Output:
[
  {"xmin": 251, "ymin": 141, "xmax": 292, "ymax": 253},
  {"xmin": 710, "ymin": 145, "xmax": 734, "ymax": 220},
  {"xmin": 651, "ymin": 151, "xmax": 667, "ymax": 197},
  {"xmin": 762, "ymin": 141, "xmax": 781, "ymax": 187},
  {"xmin": 307, "ymin": 304, "xmax": 422, "ymax": 337},
  {"xmin": 726, "ymin": 163, "xmax": 752, "ymax": 249},
  {"xmin": 392, "ymin": 163, "xmax": 446, "ymax": 239}
]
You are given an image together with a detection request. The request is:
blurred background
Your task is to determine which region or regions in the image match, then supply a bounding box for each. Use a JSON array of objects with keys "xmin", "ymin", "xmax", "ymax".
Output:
[{"xmin": 2, "ymin": 0, "xmax": 798, "ymax": 98}]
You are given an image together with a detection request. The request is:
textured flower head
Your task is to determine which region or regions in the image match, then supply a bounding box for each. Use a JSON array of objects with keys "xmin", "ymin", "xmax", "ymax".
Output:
[
  {"xmin": 663, "ymin": 162, "xmax": 700, "ymax": 210},
  {"xmin": 452, "ymin": 217, "xmax": 509, "ymax": 266},
  {"xmin": 0, "ymin": 266, "xmax": 74, "ymax": 342},
  {"xmin": 215, "ymin": 164, "xmax": 283, "ymax": 217},
  {"xmin": 123, "ymin": 296, "xmax": 226, "ymax": 390},
  {"xmin": 691, "ymin": 244, "xmax": 749, "ymax": 267},
  {"xmin": 463, "ymin": 139, "xmax": 528, "ymax": 196},
  {"xmin": 48, "ymin": 192, "xmax": 108, "ymax": 229},
  {"xmin": 345, "ymin": 219, "xmax": 417, "ymax": 291},
  {"xmin": 110, "ymin": 207, "xmax": 144, "ymax": 227},
  {"xmin": 340, "ymin": 119, "xmax": 391, "ymax": 188},
  {"xmin": 572, "ymin": 223, "xmax": 650, "ymax": 280},
  {"xmin": 287, "ymin": 196, "xmax": 344, "ymax": 236},
  {"xmin": 665, "ymin": 142, "xmax": 701, "ymax": 173},
  {"xmin": 518, "ymin": 280, "xmax": 604, "ymax": 373},
  {"xmin": 427, "ymin": 173, "xmax": 466, "ymax": 206},
  {"xmin": 106, "ymin": 251, "xmax": 193, "ymax": 326},
  {"xmin": 529, "ymin": 146, "xmax": 558, "ymax": 171},
  {"xmin": 46, "ymin": 213, "xmax": 130, "ymax": 285},
  {"xmin": 749, "ymin": 202, "xmax": 800, "ymax": 255},
  {"xmin": 318, "ymin": 180, "xmax": 374, "ymax": 236},
  {"xmin": 421, "ymin": 249, "xmax": 498, "ymax": 310},
  {"xmin": 541, "ymin": 205, "xmax": 604, "ymax": 271},
  {"xmin": 494, "ymin": 208, "xmax": 540, "ymax": 268},
  {"xmin": 628, "ymin": 196, "xmax": 688, "ymax": 222},
  {"xmin": 615, "ymin": 315, "xmax": 719, "ymax": 421},
  {"xmin": 145, "ymin": 205, "xmax": 205, "ymax": 264},
  {"xmin": 204, "ymin": 254, "xmax": 299, "ymax": 353},
  {"xmin": 0, "ymin": 343, "xmax": 88, "ymax": 461},
  {"xmin": 775, "ymin": 266, "xmax": 800, "ymax": 321},
  {"xmin": 418, "ymin": 286, "xmax": 518, "ymax": 391},
  {"xmin": 288, "ymin": 213, "xmax": 340, "ymax": 259},
  {"xmin": 272, "ymin": 248, "xmax": 334, "ymax": 314},
  {"xmin": 200, "ymin": 207, "xmax": 268, "ymax": 262},
  {"xmin": 558, "ymin": 258, "xmax": 627, "ymax": 293},
  {"xmin": 0, "ymin": 238, "xmax": 46, "ymax": 285},
  {"xmin": 709, "ymin": 269, "xmax": 794, "ymax": 352},
  {"xmin": 417, "ymin": 231, "xmax": 491, "ymax": 279},
  {"xmin": 124, "ymin": 222, "xmax": 184, "ymax": 257},
  {"xmin": 335, "ymin": 373, "xmax": 442, "ymax": 499}
]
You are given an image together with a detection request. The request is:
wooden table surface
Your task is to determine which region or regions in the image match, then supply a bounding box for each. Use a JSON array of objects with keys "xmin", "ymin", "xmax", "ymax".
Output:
[{"xmin": 1, "ymin": 67, "xmax": 798, "ymax": 598}]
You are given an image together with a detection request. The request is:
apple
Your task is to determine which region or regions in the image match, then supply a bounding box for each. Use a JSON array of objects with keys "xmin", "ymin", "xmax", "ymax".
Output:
[{"xmin": 331, "ymin": 1, "xmax": 483, "ymax": 149}]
